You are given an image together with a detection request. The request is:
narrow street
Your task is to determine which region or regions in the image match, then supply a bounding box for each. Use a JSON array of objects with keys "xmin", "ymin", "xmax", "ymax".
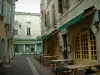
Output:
[
  {"xmin": 2, "ymin": 55, "xmax": 54, "ymax": 75},
  {"xmin": 0, "ymin": 0, "xmax": 100, "ymax": 75},
  {"xmin": 3, "ymin": 56, "xmax": 33, "ymax": 75}
]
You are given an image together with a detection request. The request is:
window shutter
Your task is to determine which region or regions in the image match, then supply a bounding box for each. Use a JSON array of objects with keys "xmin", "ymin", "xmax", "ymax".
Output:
[
  {"xmin": 46, "ymin": 12, "xmax": 50, "ymax": 27},
  {"xmin": 45, "ymin": 14, "xmax": 47, "ymax": 27},
  {"xmin": 0, "ymin": 0, "xmax": 4, "ymax": 15},
  {"xmin": 4, "ymin": 2, "xmax": 11, "ymax": 24},
  {"xmin": 25, "ymin": 29, "xmax": 27, "ymax": 35},
  {"xmin": 31, "ymin": 28, "xmax": 33, "ymax": 35},
  {"xmin": 52, "ymin": 5, "xmax": 56, "ymax": 24},
  {"xmin": 7, "ymin": 3, "xmax": 11, "ymax": 24},
  {"xmin": 63, "ymin": 0, "xmax": 70, "ymax": 9},
  {"xmin": 18, "ymin": 29, "xmax": 20, "ymax": 35}
]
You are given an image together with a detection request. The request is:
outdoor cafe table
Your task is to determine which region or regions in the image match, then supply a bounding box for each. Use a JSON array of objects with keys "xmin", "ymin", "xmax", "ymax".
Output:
[
  {"xmin": 42, "ymin": 56, "xmax": 56, "ymax": 65},
  {"xmin": 50, "ymin": 59, "xmax": 74, "ymax": 73},
  {"xmin": 64, "ymin": 63, "xmax": 100, "ymax": 75},
  {"xmin": 51, "ymin": 59, "xmax": 74, "ymax": 67},
  {"xmin": 38, "ymin": 54, "xmax": 49, "ymax": 64},
  {"xmin": 51, "ymin": 59, "xmax": 73, "ymax": 63}
]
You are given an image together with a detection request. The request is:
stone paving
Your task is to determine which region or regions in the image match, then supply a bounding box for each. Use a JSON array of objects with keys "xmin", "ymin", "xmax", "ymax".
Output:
[{"xmin": 2, "ymin": 56, "xmax": 33, "ymax": 75}]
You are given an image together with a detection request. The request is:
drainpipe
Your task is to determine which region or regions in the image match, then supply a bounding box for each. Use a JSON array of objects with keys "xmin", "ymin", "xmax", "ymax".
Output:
[
  {"xmin": 5, "ymin": 37, "xmax": 8, "ymax": 64},
  {"xmin": 10, "ymin": 0, "xmax": 15, "ymax": 60}
]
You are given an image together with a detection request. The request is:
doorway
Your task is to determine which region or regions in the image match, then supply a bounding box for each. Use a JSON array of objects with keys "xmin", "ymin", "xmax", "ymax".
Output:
[{"xmin": 62, "ymin": 34, "xmax": 68, "ymax": 59}]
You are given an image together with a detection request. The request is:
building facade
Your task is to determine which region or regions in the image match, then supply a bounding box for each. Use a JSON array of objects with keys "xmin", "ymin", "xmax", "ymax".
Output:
[
  {"xmin": 40, "ymin": 0, "xmax": 100, "ymax": 64},
  {"xmin": 13, "ymin": 12, "xmax": 42, "ymax": 54},
  {"xmin": 0, "ymin": 0, "xmax": 17, "ymax": 64}
]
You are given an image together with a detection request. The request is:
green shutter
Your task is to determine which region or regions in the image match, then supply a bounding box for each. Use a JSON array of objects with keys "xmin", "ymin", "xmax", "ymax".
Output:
[
  {"xmin": 4, "ymin": 1, "xmax": 11, "ymax": 24},
  {"xmin": 59, "ymin": 12, "xmax": 83, "ymax": 30},
  {"xmin": 0, "ymin": 0, "xmax": 4, "ymax": 16}
]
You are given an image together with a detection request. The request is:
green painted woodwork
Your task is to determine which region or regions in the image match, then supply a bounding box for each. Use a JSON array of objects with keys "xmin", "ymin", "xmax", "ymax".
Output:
[{"xmin": 59, "ymin": 12, "xmax": 83, "ymax": 30}]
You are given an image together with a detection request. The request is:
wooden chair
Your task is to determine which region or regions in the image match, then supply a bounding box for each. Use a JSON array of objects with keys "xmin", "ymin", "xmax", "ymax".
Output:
[
  {"xmin": 46, "ymin": 57, "xmax": 57, "ymax": 66},
  {"xmin": 88, "ymin": 72, "xmax": 100, "ymax": 75},
  {"xmin": 56, "ymin": 62, "xmax": 71, "ymax": 75}
]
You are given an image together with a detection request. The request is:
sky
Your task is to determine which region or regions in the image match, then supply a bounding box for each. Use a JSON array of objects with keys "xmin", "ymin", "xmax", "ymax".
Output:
[{"xmin": 15, "ymin": 0, "xmax": 41, "ymax": 13}]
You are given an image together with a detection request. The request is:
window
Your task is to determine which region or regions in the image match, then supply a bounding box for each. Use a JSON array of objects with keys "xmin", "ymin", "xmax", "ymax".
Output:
[
  {"xmin": 46, "ymin": 11, "xmax": 50, "ymax": 27},
  {"xmin": 27, "ymin": 28, "xmax": 31, "ymax": 35},
  {"xmin": 47, "ymin": 0, "xmax": 50, "ymax": 4},
  {"xmin": 81, "ymin": 31, "xmax": 89, "ymax": 59},
  {"xmin": 0, "ymin": 0, "xmax": 4, "ymax": 15},
  {"xmin": 45, "ymin": 14, "xmax": 47, "ymax": 27},
  {"xmin": 75, "ymin": 33, "xmax": 80, "ymax": 58},
  {"xmin": 14, "ymin": 29, "xmax": 18, "ymax": 35},
  {"xmin": 58, "ymin": 0, "xmax": 70, "ymax": 13},
  {"xmin": 45, "ymin": 11, "xmax": 50, "ymax": 29},
  {"xmin": 89, "ymin": 29, "xmax": 97, "ymax": 60},
  {"xmin": 74, "ymin": 27, "xmax": 97, "ymax": 60},
  {"xmin": 52, "ymin": 4, "xmax": 56, "ymax": 24},
  {"xmin": 58, "ymin": 0, "xmax": 63, "ymax": 13},
  {"xmin": 63, "ymin": 0, "xmax": 70, "ymax": 9}
]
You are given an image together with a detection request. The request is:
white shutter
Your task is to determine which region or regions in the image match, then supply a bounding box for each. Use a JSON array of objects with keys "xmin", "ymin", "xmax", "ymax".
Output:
[
  {"xmin": 63, "ymin": 0, "xmax": 70, "ymax": 9},
  {"xmin": 31, "ymin": 29, "xmax": 33, "ymax": 35},
  {"xmin": 18, "ymin": 29, "xmax": 20, "ymax": 35},
  {"xmin": 25, "ymin": 29, "xmax": 27, "ymax": 35}
]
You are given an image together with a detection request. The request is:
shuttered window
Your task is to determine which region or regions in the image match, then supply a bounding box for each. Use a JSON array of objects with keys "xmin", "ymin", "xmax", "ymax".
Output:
[
  {"xmin": 58, "ymin": 0, "xmax": 63, "ymax": 13},
  {"xmin": 31, "ymin": 29, "xmax": 33, "ymax": 35},
  {"xmin": 18, "ymin": 29, "xmax": 20, "ymax": 35},
  {"xmin": 45, "ymin": 14, "xmax": 47, "ymax": 27},
  {"xmin": 63, "ymin": 0, "xmax": 70, "ymax": 9},
  {"xmin": 47, "ymin": 11, "xmax": 50, "ymax": 27},
  {"xmin": 14, "ymin": 29, "xmax": 18, "ymax": 35},
  {"xmin": 4, "ymin": 1, "xmax": 11, "ymax": 24},
  {"xmin": 0, "ymin": 0, "xmax": 4, "ymax": 15},
  {"xmin": 27, "ymin": 28, "xmax": 31, "ymax": 35},
  {"xmin": 52, "ymin": 4, "xmax": 56, "ymax": 24},
  {"xmin": 47, "ymin": 0, "xmax": 50, "ymax": 4}
]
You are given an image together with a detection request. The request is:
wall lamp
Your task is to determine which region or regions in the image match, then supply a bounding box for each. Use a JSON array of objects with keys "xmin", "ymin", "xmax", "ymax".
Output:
[{"xmin": 94, "ymin": 21, "xmax": 100, "ymax": 30}]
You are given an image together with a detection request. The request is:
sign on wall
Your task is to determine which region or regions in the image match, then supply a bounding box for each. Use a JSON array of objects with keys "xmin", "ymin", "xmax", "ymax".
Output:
[{"xmin": 37, "ymin": 43, "xmax": 41, "ymax": 46}]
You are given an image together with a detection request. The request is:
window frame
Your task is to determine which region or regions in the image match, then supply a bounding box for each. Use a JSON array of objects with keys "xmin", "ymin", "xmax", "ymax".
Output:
[{"xmin": 74, "ymin": 27, "xmax": 97, "ymax": 60}]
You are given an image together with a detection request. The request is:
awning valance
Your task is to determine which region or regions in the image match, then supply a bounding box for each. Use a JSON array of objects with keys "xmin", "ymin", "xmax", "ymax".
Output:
[
  {"xmin": 39, "ymin": 33, "xmax": 51, "ymax": 40},
  {"xmin": 59, "ymin": 12, "xmax": 83, "ymax": 30},
  {"xmin": 59, "ymin": 6, "xmax": 96, "ymax": 31}
]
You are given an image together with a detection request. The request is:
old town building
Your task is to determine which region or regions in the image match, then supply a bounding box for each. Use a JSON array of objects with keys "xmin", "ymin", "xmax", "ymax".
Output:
[{"xmin": 40, "ymin": 0, "xmax": 100, "ymax": 64}]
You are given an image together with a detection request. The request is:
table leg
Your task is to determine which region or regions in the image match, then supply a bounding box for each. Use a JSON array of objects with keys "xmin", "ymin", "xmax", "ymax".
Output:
[
  {"xmin": 72, "ymin": 71, "xmax": 75, "ymax": 75},
  {"xmin": 72, "ymin": 69, "xmax": 76, "ymax": 75},
  {"xmin": 40, "ymin": 57, "xmax": 41, "ymax": 64}
]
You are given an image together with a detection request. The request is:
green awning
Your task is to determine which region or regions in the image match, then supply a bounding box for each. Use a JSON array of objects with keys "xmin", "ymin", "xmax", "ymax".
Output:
[
  {"xmin": 41, "ymin": 35, "xmax": 46, "ymax": 40},
  {"xmin": 39, "ymin": 33, "xmax": 52, "ymax": 40},
  {"xmin": 59, "ymin": 12, "xmax": 83, "ymax": 30},
  {"xmin": 14, "ymin": 38, "xmax": 37, "ymax": 41},
  {"xmin": 45, "ymin": 33, "xmax": 51, "ymax": 39},
  {"xmin": 42, "ymin": 34, "xmax": 51, "ymax": 40}
]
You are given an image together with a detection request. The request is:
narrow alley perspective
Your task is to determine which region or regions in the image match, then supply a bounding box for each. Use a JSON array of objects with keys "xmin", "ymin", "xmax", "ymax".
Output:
[{"xmin": 1, "ymin": 0, "xmax": 100, "ymax": 75}]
